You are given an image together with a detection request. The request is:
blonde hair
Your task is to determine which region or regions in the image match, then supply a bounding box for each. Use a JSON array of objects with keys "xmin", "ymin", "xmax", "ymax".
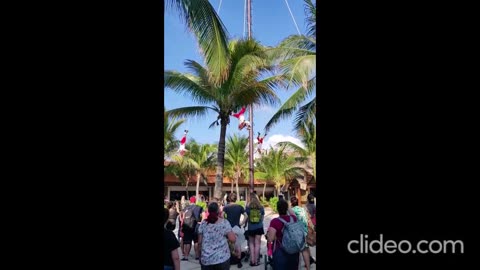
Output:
[{"xmin": 248, "ymin": 193, "xmax": 261, "ymax": 209}]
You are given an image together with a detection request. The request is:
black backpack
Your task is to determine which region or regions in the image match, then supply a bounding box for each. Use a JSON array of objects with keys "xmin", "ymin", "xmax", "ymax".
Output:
[{"xmin": 183, "ymin": 205, "xmax": 197, "ymax": 230}]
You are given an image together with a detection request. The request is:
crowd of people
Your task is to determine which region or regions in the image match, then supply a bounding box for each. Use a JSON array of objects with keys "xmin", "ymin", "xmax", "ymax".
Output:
[{"xmin": 162, "ymin": 193, "xmax": 317, "ymax": 270}]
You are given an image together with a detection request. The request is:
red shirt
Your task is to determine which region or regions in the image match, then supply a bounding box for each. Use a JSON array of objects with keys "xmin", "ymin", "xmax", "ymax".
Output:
[
  {"xmin": 180, "ymin": 134, "xmax": 187, "ymax": 145},
  {"xmin": 232, "ymin": 107, "xmax": 246, "ymax": 118},
  {"xmin": 269, "ymin": 214, "xmax": 297, "ymax": 244}
]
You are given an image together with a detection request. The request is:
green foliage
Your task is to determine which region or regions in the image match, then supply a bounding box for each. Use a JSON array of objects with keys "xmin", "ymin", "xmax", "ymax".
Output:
[
  {"xmin": 255, "ymin": 145, "xmax": 305, "ymax": 193},
  {"xmin": 261, "ymin": 197, "xmax": 269, "ymax": 207},
  {"xmin": 225, "ymin": 134, "xmax": 249, "ymax": 198},
  {"xmin": 196, "ymin": 201, "xmax": 207, "ymax": 211},
  {"xmin": 165, "ymin": 38, "xmax": 283, "ymax": 200},
  {"xmin": 165, "ymin": 0, "xmax": 230, "ymax": 84},
  {"xmin": 264, "ymin": 0, "xmax": 317, "ymax": 134},
  {"xmin": 164, "ymin": 107, "xmax": 186, "ymax": 159},
  {"xmin": 269, "ymin": 197, "xmax": 279, "ymax": 213}
]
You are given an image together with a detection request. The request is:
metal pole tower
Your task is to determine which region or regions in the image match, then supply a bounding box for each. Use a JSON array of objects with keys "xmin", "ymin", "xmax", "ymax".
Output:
[{"xmin": 247, "ymin": 0, "xmax": 254, "ymax": 196}]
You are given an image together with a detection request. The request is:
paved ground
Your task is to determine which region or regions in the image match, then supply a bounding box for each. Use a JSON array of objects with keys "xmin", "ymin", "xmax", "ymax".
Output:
[{"xmin": 172, "ymin": 207, "xmax": 317, "ymax": 270}]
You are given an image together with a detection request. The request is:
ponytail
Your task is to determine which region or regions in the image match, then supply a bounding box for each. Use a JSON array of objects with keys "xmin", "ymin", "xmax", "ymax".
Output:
[{"xmin": 207, "ymin": 211, "xmax": 218, "ymax": 224}]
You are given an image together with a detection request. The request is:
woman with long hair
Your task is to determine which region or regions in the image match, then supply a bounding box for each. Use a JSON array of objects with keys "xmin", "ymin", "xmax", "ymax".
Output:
[
  {"xmin": 245, "ymin": 193, "xmax": 265, "ymax": 266},
  {"xmin": 165, "ymin": 202, "xmax": 179, "ymax": 231},
  {"xmin": 197, "ymin": 202, "xmax": 236, "ymax": 270},
  {"xmin": 266, "ymin": 199, "xmax": 300, "ymax": 270}
]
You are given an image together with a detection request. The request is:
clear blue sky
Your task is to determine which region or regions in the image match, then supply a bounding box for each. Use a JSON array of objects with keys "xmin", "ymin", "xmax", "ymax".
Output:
[{"xmin": 164, "ymin": 0, "xmax": 311, "ymax": 147}]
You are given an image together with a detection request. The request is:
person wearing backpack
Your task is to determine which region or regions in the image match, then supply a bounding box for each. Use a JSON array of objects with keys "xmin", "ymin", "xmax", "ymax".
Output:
[
  {"xmin": 290, "ymin": 196, "xmax": 316, "ymax": 269},
  {"xmin": 181, "ymin": 202, "xmax": 203, "ymax": 261},
  {"xmin": 266, "ymin": 199, "xmax": 302, "ymax": 270},
  {"xmin": 245, "ymin": 193, "xmax": 265, "ymax": 267}
]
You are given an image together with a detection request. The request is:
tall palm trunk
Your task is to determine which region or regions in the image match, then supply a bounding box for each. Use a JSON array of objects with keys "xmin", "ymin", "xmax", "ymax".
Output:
[
  {"xmin": 235, "ymin": 175, "xmax": 240, "ymax": 202},
  {"xmin": 196, "ymin": 172, "xmax": 201, "ymax": 201},
  {"xmin": 262, "ymin": 181, "xmax": 266, "ymax": 200},
  {"xmin": 214, "ymin": 117, "xmax": 227, "ymax": 200},
  {"xmin": 231, "ymin": 180, "xmax": 234, "ymax": 194}
]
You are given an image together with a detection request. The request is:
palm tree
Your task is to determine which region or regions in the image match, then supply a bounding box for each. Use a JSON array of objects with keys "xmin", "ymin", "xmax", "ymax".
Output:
[
  {"xmin": 265, "ymin": 0, "xmax": 316, "ymax": 132},
  {"xmin": 254, "ymin": 145, "xmax": 304, "ymax": 196},
  {"xmin": 188, "ymin": 140, "xmax": 217, "ymax": 201},
  {"xmin": 165, "ymin": 153, "xmax": 199, "ymax": 198},
  {"xmin": 225, "ymin": 134, "xmax": 249, "ymax": 201},
  {"xmin": 164, "ymin": 0, "xmax": 230, "ymax": 84},
  {"xmin": 164, "ymin": 107, "xmax": 186, "ymax": 161},
  {"xmin": 253, "ymin": 168, "xmax": 269, "ymax": 201},
  {"xmin": 165, "ymin": 39, "xmax": 282, "ymax": 200},
  {"xmin": 277, "ymin": 120, "xmax": 316, "ymax": 180}
]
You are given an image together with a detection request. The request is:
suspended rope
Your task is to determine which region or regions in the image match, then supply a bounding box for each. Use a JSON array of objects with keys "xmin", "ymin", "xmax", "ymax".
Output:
[
  {"xmin": 217, "ymin": 0, "xmax": 223, "ymax": 14},
  {"xmin": 243, "ymin": 0, "xmax": 247, "ymax": 38},
  {"xmin": 284, "ymin": 0, "xmax": 301, "ymax": 35}
]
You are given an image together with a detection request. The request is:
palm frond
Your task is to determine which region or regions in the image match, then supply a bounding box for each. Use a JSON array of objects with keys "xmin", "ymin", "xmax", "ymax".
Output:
[
  {"xmin": 208, "ymin": 119, "xmax": 219, "ymax": 129},
  {"xmin": 276, "ymin": 141, "xmax": 306, "ymax": 156},
  {"xmin": 254, "ymin": 172, "xmax": 269, "ymax": 180},
  {"xmin": 257, "ymin": 75, "xmax": 288, "ymax": 91},
  {"xmin": 293, "ymin": 98, "xmax": 316, "ymax": 131},
  {"xmin": 281, "ymin": 55, "xmax": 316, "ymax": 88},
  {"xmin": 166, "ymin": 0, "xmax": 230, "ymax": 83},
  {"xmin": 265, "ymin": 35, "xmax": 315, "ymax": 65},
  {"xmin": 183, "ymin": 60, "xmax": 215, "ymax": 89},
  {"xmin": 229, "ymin": 54, "xmax": 269, "ymax": 89},
  {"xmin": 264, "ymin": 77, "xmax": 315, "ymax": 132},
  {"xmin": 230, "ymin": 81, "xmax": 281, "ymax": 109},
  {"xmin": 165, "ymin": 71, "xmax": 217, "ymax": 104},
  {"xmin": 303, "ymin": 0, "xmax": 316, "ymax": 38},
  {"xmin": 169, "ymin": 119, "xmax": 186, "ymax": 135},
  {"xmin": 279, "ymin": 35, "xmax": 316, "ymax": 52},
  {"xmin": 167, "ymin": 106, "xmax": 216, "ymax": 120}
]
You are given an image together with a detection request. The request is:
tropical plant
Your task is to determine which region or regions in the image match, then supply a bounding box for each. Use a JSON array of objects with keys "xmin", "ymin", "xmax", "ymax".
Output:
[
  {"xmin": 164, "ymin": 106, "xmax": 186, "ymax": 161},
  {"xmin": 265, "ymin": 0, "xmax": 316, "ymax": 132},
  {"xmin": 164, "ymin": 0, "xmax": 230, "ymax": 84},
  {"xmin": 268, "ymin": 196, "xmax": 279, "ymax": 213},
  {"xmin": 165, "ymin": 153, "xmax": 199, "ymax": 198},
  {"xmin": 277, "ymin": 120, "xmax": 316, "ymax": 180},
  {"xmin": 254, "ymin": 145, "xmax": 304, "ymax": 196},
  {"xmin": 224, "ymin": 134, "xmax": 249, "ymax": 201},
  {"xmin": 165, "ymin": 39, "xmax": 283, "ymax": 200},
  {"xmin": 187, "ymin": 140, "xmax": 217, "ymax": 201}
]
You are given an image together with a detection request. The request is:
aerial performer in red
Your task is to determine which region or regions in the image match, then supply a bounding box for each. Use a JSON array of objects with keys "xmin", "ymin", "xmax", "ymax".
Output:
[
  {"xmin": 256, "ymin": 132, "xmax": 267, "ymax": 154},
  {"xmin": 178, "ymin": 130, "xmax": 188, "ymax": 156},
  {"xmin": 231, "ymin": 107, "xmax": 251, "ymax": 130}
]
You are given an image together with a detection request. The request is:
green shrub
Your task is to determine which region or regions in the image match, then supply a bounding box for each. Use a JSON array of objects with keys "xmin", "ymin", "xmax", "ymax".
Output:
[
  {"xmin": 269, "ymin": 197, "xmax": 279, "ymax": 213},
  {"xmin": 261, "ymin": 198, "xmax": 269, "ymax": 207}
]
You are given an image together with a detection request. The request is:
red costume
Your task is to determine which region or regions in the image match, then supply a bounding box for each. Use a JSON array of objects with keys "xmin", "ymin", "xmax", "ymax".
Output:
[
  {"xmin": 231, "ymin": 107, "xmax": 251, "ymax": 130},
  {"xmin": 256, "ymin": 132, "xmax": 266, "ymax": 154},
  {"xmin": 178, "ymin": 130, "xmax": 188, "ymax": 156}
]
